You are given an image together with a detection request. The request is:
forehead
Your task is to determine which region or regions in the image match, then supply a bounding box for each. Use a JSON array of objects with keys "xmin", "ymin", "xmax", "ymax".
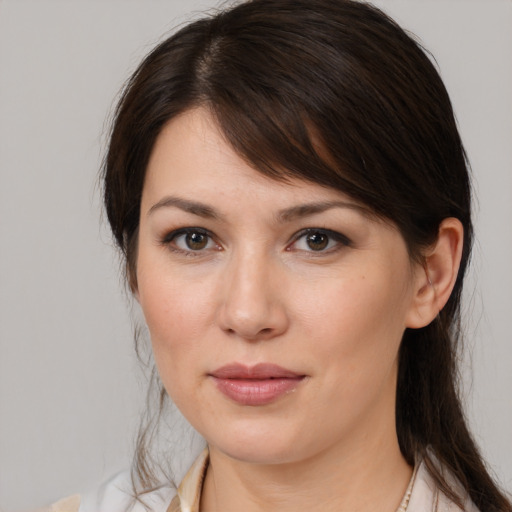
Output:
[
  {"xmin": 144, "ymin": 107, "xmax": 274, "ymax": 194},
  {"xmin": 142, "ymin": 108, "xmax": 372, "ymax": 217}
]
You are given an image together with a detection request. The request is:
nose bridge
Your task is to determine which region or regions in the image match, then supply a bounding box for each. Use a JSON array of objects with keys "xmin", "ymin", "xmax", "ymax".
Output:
[{"xmin": 218, "ymin": 244, "xmax": 287, "ymax": 340}]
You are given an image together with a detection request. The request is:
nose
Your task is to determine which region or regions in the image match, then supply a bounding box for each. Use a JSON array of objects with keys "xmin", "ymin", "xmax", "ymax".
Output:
[{"xmin": 217, "ymin": 250, "xmax": 289, "ymax": 341}]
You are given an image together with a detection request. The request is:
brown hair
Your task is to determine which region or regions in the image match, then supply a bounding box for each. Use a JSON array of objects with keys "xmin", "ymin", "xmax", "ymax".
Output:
[{"xmin": 103, "ymin": 0, "xmax": 511, "ymax": 509}]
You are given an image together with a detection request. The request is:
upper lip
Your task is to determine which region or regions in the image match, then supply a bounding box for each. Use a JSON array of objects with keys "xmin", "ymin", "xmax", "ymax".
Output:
[{"xmin": 209, "ymin": 363, "xmax": 303, "ymax": 379}]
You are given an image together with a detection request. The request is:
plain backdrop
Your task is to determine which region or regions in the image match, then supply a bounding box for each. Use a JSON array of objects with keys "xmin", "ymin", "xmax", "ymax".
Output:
[{"xmin": 0, "ymin": 1, "xmax": 511, "ymax": 510}]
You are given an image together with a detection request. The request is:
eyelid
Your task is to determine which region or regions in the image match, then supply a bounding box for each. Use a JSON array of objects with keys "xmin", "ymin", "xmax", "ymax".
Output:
[
  {"xmin": 287, "ymin": 228, "xmax": 352, "ymax": 252},
  {"xmin": 159, "ymin": 226, "xmax": 351, "ymax": 255},
  {"xmin": 162, "ymin": 227, "xmax": 210, "ymax": 244},
  {"xmin": 161, "ymin": 227, "xmax": 222, "ymax": 254}
]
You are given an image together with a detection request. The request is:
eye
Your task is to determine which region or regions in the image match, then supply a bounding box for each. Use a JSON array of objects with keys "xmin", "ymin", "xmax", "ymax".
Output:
[
  {"xmin": 289, "ymin": 228, "xmax": 351, "ymax": 253},
  {"xmin": 163, "ymin": 228, "xmax": 219, "ymax": 253}
]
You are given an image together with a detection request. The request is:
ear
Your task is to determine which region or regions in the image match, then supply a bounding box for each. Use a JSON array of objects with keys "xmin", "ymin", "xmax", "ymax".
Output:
[{"xmin": 405, "ymin": 218, "xmax": 464, "ymax": 329}]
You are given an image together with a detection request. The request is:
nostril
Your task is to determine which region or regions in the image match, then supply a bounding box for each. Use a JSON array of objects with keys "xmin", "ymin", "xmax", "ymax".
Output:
[{"xmin": 218, "ymin": 293, "xmax": 289, "ymax": 340}]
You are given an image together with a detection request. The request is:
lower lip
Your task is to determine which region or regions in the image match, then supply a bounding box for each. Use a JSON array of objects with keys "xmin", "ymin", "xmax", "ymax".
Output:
[{"xmin": 212, "ymin": 377, "xmax": 304, "ymax": 406}]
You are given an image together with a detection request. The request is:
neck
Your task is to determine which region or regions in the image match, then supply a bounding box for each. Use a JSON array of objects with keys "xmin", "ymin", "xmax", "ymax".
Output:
[{"xmin": 200, "ymin": 429, "xmax": 412, "ymax": 512}]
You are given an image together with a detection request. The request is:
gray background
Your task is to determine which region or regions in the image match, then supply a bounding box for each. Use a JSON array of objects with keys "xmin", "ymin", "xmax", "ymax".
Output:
[{"xmin": 0, "ymin": 1, "xmax": 511, "ymax": 510}]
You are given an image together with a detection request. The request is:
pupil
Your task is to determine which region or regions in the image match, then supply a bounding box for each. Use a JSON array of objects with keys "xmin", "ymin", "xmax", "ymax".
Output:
[
  {"xmin": 186, "ymin": 232, "xmax": 207, "ymax": 250},
  {"xmin": 306, "ymin": 232, "xmax": 328, "ymax": 250}
]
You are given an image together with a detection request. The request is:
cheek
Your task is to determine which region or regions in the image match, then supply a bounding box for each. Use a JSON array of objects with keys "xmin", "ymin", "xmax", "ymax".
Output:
[
  {"xmin": 138, "ymin": 278, "xmax": 213, "ymax": 416},
  {"xmin": 290, "ymin": 275, "xmax": 409, "ymax": 437},
  {"xmin": 295, "ymin": 271, "xmax": 410, "ymax": 381},
  {"xmin": 136, "ymin": 258, "xmax": 214, "ymax": 384}
]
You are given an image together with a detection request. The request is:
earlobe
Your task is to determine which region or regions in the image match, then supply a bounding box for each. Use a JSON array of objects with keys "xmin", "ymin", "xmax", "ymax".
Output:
[{"xmin": 405, "ymin": 218, "xmax": 464, "ymax": 329}]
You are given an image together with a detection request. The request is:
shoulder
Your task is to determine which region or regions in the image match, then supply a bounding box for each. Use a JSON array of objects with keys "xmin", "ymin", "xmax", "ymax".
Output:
[
  {"xmin": 38, "ymin": 495, "xmax": 81, "ymax": 512},
  {"xmin": 81, "ymin": 470, "xmax": 177, "ymax": 512},
  {"xmin": 409, "ymin": 458, "xmax": 480, "ymax": 512},
  {"xmin": 46, "ymin": 470, "xmax": 177, "ymax": 512}
]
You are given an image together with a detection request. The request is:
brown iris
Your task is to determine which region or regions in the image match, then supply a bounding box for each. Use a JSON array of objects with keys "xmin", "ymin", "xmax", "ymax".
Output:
[
  {"xmin": 306, "ymin": 232, "xmax": 329, "ymax": 251},
  {"xmin": 186, "ymin": 232, "xmax": 209, "ymax": 250}
]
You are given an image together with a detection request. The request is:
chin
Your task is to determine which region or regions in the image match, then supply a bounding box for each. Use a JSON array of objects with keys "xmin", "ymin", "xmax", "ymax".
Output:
[
  {"xmin": 219, "ymin": 442, "xmax": 299, "ymax": 465},
  {"xmin": 205, "ymin": 421, "xmax": 315, "ymax": 466}
]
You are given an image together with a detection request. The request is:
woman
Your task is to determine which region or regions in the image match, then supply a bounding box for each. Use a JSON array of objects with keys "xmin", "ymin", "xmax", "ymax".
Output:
[{"xmin": 48, "ymin": 0, "xmax": 511, "ymax": 510}]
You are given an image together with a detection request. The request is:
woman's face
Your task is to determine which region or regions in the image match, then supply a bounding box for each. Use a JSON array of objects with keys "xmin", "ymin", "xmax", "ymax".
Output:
[{"xmin": 136, "ymin": 108, "xmax": 424, "ymax": 465}]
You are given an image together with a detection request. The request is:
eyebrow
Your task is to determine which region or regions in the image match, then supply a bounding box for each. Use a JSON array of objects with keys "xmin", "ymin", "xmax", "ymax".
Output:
[
  {"xmin": 148, "ymin": 196, "xmax": 368, "ymax": 222},
  {"xmin": 276, "ymin": 200, "xmax": 370, "ymax": 222},
  {"xmin": 148, "ymin": 196, "xmax": 221, "ymax": 219}
]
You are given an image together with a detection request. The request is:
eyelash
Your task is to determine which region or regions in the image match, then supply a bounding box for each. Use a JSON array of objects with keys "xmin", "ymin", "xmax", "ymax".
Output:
[
  {"xmin": 161, "ymin": 227, "xmax": 220, "ymax": 256},
  {"xmin": 160, "ymin": 227, "xmax": 352, "ymax": 256},
  {"xmin": 288, "ymin": 228, "xmax": 352, "ymax": 254}
]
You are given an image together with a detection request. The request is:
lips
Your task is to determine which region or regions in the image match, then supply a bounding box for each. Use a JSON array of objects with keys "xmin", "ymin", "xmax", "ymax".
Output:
[{"xmin": 209, "ymin": 363, "xmax": 305, "ymax": 406}]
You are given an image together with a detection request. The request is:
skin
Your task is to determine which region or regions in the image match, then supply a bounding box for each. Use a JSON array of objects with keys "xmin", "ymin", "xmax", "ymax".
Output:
[{"xmin": 135, "ymin": 108, "xmax": 463, "ymax": 512}]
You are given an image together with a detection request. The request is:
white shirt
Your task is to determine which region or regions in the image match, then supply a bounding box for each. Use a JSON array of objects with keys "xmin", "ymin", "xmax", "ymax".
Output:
[{"xmin": 48, "ymin": 450, "xmax": 479, "ymax": 512}]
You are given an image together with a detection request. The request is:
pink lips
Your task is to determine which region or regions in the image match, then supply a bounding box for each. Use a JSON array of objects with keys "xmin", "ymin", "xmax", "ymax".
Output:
[{"xmin": 209, "ymin": 363, "xmax": 305, "ymax": 406}]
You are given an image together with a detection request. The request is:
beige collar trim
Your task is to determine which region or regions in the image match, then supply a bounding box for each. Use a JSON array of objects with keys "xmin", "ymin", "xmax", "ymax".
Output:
[
  {"xmin": 169, "ymin": 448, "xmax": 209, "ymax": 512},
  {"xmin": 169, "ymin": 448, "xmax": 420, "ymax": 512}
]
